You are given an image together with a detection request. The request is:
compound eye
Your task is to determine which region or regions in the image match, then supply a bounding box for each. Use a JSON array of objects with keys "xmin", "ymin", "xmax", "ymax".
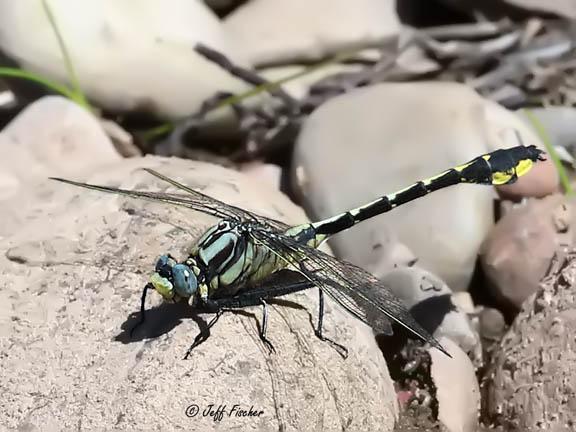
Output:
[
  {"xmin": 172, "ymin": 264, "xmax": 198, "ymax": 298},
  {"xmin": 155, "ymin": 254, "xmax": 176, "ymax": 276}
]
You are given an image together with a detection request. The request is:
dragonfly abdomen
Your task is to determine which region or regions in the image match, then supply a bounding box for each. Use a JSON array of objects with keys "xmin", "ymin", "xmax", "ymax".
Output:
[{"xmin": 286, "ymin": 144, "xmax": 545, "ymax": 247}]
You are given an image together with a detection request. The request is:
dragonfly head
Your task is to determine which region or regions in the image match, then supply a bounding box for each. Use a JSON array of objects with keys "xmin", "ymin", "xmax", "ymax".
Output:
[{"xmin": 149, "ymin": 254, "xmax": 198, "ymax": 301}]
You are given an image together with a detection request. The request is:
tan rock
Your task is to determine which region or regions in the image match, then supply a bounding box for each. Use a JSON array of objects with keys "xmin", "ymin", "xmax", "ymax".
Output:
[
  {"xmin": 429, "ymin": 337, "xmax": 480, "ymax": 432},
  {"xmin": 0, "ymin": 96, "xmax": 121, "ymax": 200},
  {"xmin": 0, "ymin": 157, "xmax": 398, "ymax": 431}
]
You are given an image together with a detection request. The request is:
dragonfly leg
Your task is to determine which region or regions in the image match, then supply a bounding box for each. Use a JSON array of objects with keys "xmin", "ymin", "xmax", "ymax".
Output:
[
  {"xmin": 259, "ymin": 299, "xmax": 276, "ymax": 354},
  {"xmin": 314, "ymin": 289, "xmax": 349, "ymax": 359},
  {"xmin": 183, "ymin": 309, "xmax": 226, "ymax": 360},
  {"xmin": 129, "ymin": 283, "xmax": 151, "ymax": 338}
]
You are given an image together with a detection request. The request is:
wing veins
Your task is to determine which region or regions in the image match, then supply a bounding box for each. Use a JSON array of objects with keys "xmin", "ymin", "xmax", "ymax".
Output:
[
  {"xmin": 51, "ymin": 172, "xmax": 290, "ymax": 232},
  {"xmin": 250, "ymin": 228, "xmax": 449, "ymax": 355}
]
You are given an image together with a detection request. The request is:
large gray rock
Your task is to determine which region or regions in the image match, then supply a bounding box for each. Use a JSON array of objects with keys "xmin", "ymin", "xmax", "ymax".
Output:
[
  {"xmin": 0, "ymin": 157, "xmax": 398, "ymax": 431},
  {"xmin": 291, "ymin": 82, "xmax": 550, "ymax": 292},
  {"xmin": 485, "ymin": 250, "xmax": 576, "ymax": 431}
]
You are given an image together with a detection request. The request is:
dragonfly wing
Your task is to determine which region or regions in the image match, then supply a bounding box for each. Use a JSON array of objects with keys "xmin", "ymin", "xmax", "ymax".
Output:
[
  {"xmin": 50, "ymin": 171, "xmax": 290, "ymax": 232},
  {"xmin": 143, "ymin": 169, "xmax": 290, "ymax": 232},
  {"xmin": 315, "ymin": 275, "xmax": 393, "ymax": 335},
  {"xmin": 249, "ymin": 229, "xmax": 449, "ymax": 356}
]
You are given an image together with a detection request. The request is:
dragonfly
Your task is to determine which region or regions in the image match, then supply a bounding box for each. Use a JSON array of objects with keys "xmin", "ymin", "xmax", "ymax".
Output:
[{"xmin": 50, "ymin": 144, "xmax": 545, "ymax": 359}]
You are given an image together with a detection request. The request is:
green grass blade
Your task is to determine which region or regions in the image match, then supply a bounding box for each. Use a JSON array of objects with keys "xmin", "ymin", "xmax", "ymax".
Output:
[
  {"xmin": 0, "ymin": 67, "xmax": 75, "ymax": 99},
  {"xmin": 41, "ymin": 0, "xmax": 90, "ymax": 110},
  {"xmin": 140, "ymin": 123, "xmax": 174, "ymax": 140}
]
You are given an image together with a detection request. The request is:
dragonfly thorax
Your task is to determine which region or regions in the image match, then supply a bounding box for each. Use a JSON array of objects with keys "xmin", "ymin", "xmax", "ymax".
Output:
[{"xmin": 192, "ymin": 219, "xmax": 280, "ymax": 295}]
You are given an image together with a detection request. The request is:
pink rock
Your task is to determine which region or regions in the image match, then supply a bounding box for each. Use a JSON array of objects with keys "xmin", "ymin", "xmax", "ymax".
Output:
[{"xmin": 480, "ymin": 194, "xmax": 572, "ymax": 313}]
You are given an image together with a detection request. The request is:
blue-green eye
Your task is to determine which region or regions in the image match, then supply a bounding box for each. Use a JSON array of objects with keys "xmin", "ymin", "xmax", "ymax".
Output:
[
  {"xmin": 172, "ymin": 264, "xmax": 198, "ymax": 297},
  {"xmin": 155, "ymin": 254, "xmax": 176, "ymax": 275}
]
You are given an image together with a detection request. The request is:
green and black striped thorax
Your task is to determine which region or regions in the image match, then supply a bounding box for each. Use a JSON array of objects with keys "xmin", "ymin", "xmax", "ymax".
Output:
[{"xmin": 191, "ymin": 220, "xmax": 286, "ymax": 296}]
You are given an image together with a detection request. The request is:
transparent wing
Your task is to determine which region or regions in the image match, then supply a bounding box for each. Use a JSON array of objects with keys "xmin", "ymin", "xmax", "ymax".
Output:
[
  {"xmin": 50, "ymin": 169, "xmax": 290, "ymax": 232},
  {"xmin": 142, "ymin": 169, "xmax": 290, "ymax": 232},
  {"xmin": 249, "ymin": 228, "xmax": 449, "ymax": 356}
]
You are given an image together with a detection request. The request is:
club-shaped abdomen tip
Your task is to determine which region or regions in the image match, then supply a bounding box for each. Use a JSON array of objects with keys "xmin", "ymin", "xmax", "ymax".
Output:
[{"xmin": 497, "ymin": 146, "xmax": 559, "ymax": 200}]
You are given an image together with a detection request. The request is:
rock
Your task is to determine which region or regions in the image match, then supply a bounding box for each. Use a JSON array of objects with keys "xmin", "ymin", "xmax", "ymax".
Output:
[
  {"xmin": 223, "ymin": 0, "xmax": 400, "ymax": 66},
  {"xmin": 381, "ymin": 267, "xmax": 481, "ymax": 360},
  {"xmin": 499, "ymin": 0, "xmax": 576, "ymax": 19},
  {"xmin": 0, "ymin": 87, "xmax": 15, "ymax": 108},
  {"xmin": 480, "ymin": 194, "xmax": 573, "ymax": 314},
  {"xmin": 292, "ymin": 81, "xmax": 553, "ymax": 292},
  {"xmin": 0, "ymin": 96, "xmax": 120, "ymax": 201},
  {"xmin": 99, "ymin": 118, "xmax": 141, "ymax": 157},
  {"xmin": 429, "ymin": 337, "xmax": 480, "ymax": 432},
  {"xmin": 479, "ymin": 307, "xmax": 506, "ymax": 342},
  {"xmin": 437, "ymin": 0, "xmax": 576, "ymax": 20},
  {"xmin": 0, "ymin": 0, "xmax": 250, "ymax": 119},
  {"xmin": 485, "ymin": 250, "xmax": 576, "ymax": 431},
  {"xmin": 371, "ymin": 238, "xmax": 418, "ymax": 278},
  {"xmin": 239, "ymin": 162, "xmax": 282, "ymax": 191},
  {"xmin": 0, "ymin": 157, "xmax": 398, "ymax": 431},
  {"xmin": 390, "ymin": 43, "xmax": 441, "ymax": 79},
  {"xmin": 452, "ymin": 292, "xmax": 475, "ymax": 315}
]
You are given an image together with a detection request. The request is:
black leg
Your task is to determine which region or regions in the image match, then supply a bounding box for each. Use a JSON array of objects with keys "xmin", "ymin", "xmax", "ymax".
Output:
[
  {"xmin": 130, "ymin": 283, "xmax": 151, "ymax": 337},
  {"xmin": 314, "ymin": 289, "xmax": 349, "ymax": 359},
  {"xmin": 259, "ymin": 299, "xmax": 276, "ymax": 354},
  {"xmin": 183, "ymin": 309, "xmax": 226, "ymax": 360},
  {"xmin": 315, "ymin": 287, "xmax": 325, "ymax": 337}
]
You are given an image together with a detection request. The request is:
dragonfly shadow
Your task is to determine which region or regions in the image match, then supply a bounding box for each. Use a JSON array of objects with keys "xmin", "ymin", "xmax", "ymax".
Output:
[
  {"xmin": 376, "ymin": 294, "xmax": 456, "ymax": 358},
  {"xmin": 114, "ymin": 297, "xmax": 309, "ymax": 346},
  {"xmin": 408, "ymin": 294, "xmax": 456, "ymax": 334},
  {"xmin": 114, "ymin": 301, "xmax": 196, "ymax": 344}
]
